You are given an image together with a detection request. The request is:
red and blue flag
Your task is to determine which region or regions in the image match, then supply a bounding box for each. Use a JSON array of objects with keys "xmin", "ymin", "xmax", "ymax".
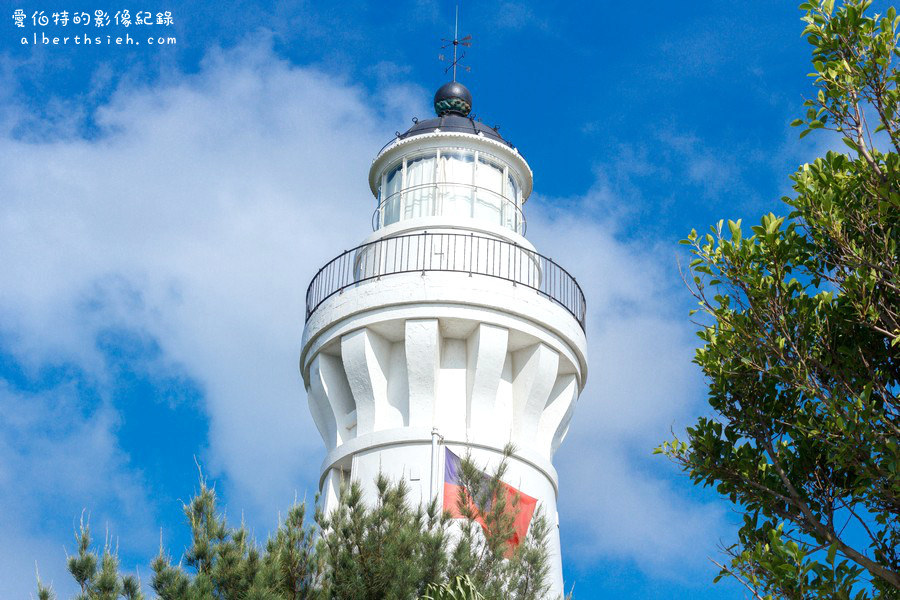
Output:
[{"xmin": 442, "ymin": 447, "xmax": 537, "ymax": 555}]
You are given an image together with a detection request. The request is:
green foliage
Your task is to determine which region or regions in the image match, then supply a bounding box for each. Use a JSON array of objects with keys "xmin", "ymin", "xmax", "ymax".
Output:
[
  {"xmin": 62, "ymin": 514, "xmax": 144, "ymax": 600},
  {"xmin": 36, "ymin": 568, "xmax": 56, "ymax": 600},
  {"xmin": 314, "ymin": 476, "xmax": 450, "ymax": 599},
  {"xmin": 448, "ymin": 444, "xmax": 551, "ymax": 600},
  {"xmin": 659, "ymin": 1, "xmax": 900, "ymax": 597},
  {"xmin": 37, "ymin": 452, "xmax": 557, "ymax": 600},
  {"xmin": 150, "ymin": 475, "xmax": 316, "ymax": 600},
  {"xmin": 422, "ymin": 575, "xmax": 485, "ymax": 600}
]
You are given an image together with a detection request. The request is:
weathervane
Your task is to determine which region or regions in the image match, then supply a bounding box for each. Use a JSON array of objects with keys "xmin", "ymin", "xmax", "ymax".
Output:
[{"xmin": 439, "ymin": 5, "xmax": 472, "ymax": 81}]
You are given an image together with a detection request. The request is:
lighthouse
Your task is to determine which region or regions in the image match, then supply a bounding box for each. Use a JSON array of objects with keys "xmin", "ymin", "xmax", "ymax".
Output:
[{"xmin": 299, "ymin": 80, "xmax": 587, "ymax": 594}]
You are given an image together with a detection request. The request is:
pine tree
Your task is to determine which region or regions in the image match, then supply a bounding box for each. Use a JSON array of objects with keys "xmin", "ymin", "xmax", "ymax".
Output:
[
  {"xmin": 447, "ymin": 444, "xmax": 551, "ymax": 600},
  {"xmin": 37, "ymin": 451, "xmax": 556, "ymax": 600}
]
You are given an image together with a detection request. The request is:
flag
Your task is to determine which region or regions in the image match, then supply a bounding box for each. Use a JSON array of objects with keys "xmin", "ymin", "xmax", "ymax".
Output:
[{"xmin": 442, "ymin": 447, "xmax": 538, "ymax": 555}]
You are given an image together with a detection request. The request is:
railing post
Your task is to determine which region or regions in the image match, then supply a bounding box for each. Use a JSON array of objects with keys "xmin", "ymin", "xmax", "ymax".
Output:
[
  {"xmin": 375, "ymin": 238, "xmax": 382, "ymax": 280},
  {"xmin": 511, "ymin": 242, "xmax": 517, "ymax": 287},
  {"xmin": 421, "ymin": 231, "xmax": 427, "ymax": 276},
  {"xmin": 339, "ymin": 250, "xmax": 347, "ymax": 295},
  {"xmin": 468, "ymin": 233, "xmax": 473, "ymax": 277}
]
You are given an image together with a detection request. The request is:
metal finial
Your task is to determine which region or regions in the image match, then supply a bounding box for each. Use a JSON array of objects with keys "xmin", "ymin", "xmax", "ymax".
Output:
[{"xmin": 439, "ymin": 4, "xmax": 472, "ymax": 81}]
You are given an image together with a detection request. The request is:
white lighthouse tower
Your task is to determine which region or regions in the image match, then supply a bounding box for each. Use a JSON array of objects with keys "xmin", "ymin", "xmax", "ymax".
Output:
[{"xmin": 299, "ymin": 80, "xmax": 587, "ymax": 595}]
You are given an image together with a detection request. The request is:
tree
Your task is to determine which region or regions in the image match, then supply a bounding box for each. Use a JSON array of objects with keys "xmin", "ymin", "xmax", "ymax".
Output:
[
  {"xmin": 37, "ymin": 451, "xmax": 554, "ymax": 600},
  {"xmin": 42, "ymin": 515, "xmax": 144, "ymax": 600},
  {"xmin": 312, "ymin": 476, "xmax": 450, "ymax": 598},
  {"xmin": 423, "ymin": 576, "xmax": 485, "ymax": 600},
  {"xmin": 447, "ymin": 445, "xmax": 551, "ymax": 600},
  {"xmin": 659, "ymin": 1, "xmax": 899, "ymax": 597}
]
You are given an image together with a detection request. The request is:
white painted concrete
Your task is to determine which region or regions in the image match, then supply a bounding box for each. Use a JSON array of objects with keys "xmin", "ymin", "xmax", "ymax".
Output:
[
  {"xmin": 301, "ymin": 271, "xmax": 587, "ymax": 381},
  {"xmin": 361, "ymin": 215, "xmax": 537, "ymax": 249},
  {"xmin": 405, "ymin": 319, "xmax": 440, "ymax": 428},
  {"xmin": 300, "ymin": 128, "xmax": 587, "ymax": 598}
]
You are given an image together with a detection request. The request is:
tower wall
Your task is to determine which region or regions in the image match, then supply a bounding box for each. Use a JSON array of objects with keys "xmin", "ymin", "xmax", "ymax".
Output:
[
  {"xmin": 301, "ymin": 99, "xmax": 587, "ymax": 597},
  {"xmin": 301, "ymin": 270, "xmax": 586, "ymax": 596}
]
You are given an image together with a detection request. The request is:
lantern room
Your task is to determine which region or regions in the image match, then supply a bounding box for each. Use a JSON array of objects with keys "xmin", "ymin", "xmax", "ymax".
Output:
[{"xmin": 367, "ymin": 81, "xmax": 534, "ymax": 237}]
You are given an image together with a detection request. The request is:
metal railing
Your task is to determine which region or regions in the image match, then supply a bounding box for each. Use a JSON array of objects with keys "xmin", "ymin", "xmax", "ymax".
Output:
[
  {"xmin": 372, "ymin": 182, "xmax": 526, "ymax": 235},
  {"xmin": 305, "ymin": 231, "xmax": 586, "ymax": 330}
]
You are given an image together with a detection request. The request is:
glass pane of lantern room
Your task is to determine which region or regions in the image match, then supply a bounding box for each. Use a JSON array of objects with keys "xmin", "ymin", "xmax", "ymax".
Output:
[
  {"xmin": 404, "ymin": 153, "xmax": 436, "ymax": 219},
  {"xmin": 439, "ymin": 150, "xmax": 474, "ymax": 219},
  {"xmin": 475, "ymin": 155, "xmax": 504, "ymax": 226},
  {"xmin": 383, "ymin": 163, "xmax": 403, "ymax": 226},
  {"xmin": 506, "ymin": 172, "xmax": 520, "ymax": 231}
]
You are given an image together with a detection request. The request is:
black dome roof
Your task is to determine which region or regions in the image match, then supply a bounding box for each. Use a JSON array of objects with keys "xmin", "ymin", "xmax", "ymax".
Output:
[{"xmin": 398, "ymin": 114, "xmax": 510, "ymax": 146}]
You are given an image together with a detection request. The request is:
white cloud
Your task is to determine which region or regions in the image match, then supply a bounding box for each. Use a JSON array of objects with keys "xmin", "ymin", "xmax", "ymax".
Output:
[
  {"xmin": 0, "ymin": 35, "xmax": 730, "ymax": 591},
  {"xmin": 527, "ymin": 199, "xmax": 732, "ymax": 577},
  {"xmin": 0, "ymin": 382, "xmax": 154, "ymax": 598},
  {"xmin": 656, "ymin": 130, "xmax": 741, "ymax": 197},
  {"xmin": 1, "ymin": 39, "xmax": 426, "ymax": 516}
]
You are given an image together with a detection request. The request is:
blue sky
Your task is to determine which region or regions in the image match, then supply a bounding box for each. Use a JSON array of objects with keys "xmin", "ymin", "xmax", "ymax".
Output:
[{"xmin": 0, "ymin": 1, "xmax": 836, "ymax": 598}]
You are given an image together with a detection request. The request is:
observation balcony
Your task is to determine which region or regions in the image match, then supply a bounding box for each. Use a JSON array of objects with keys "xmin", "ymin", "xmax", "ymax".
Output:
[{"xmin": 305, "ymin": 231, "xmax": 586, "ymax": 330}]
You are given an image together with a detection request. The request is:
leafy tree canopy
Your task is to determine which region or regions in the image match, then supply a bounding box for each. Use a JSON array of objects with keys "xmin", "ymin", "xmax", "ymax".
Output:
[{"xmin": 659, "ymin": 1, "xmax": 900, "ymax": 598}]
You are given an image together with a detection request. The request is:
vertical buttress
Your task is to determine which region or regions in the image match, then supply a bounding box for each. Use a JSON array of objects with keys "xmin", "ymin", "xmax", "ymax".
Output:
[
  {"xmin": 405, "ymin": 319, "xmax": 441, "ymax": 428},
  {"xmin": 466, "ymin": 323, "xmax": 509, "ymax": 441},
  {"xmin": 511, "ymin": 343, "xmax": 560, "ymax": 446}
]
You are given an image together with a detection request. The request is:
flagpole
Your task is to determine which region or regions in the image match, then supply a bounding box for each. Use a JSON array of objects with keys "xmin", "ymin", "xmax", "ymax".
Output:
[{"xmin": 430, "ymin": 427, "xmax": 442, "ymax": 502}]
